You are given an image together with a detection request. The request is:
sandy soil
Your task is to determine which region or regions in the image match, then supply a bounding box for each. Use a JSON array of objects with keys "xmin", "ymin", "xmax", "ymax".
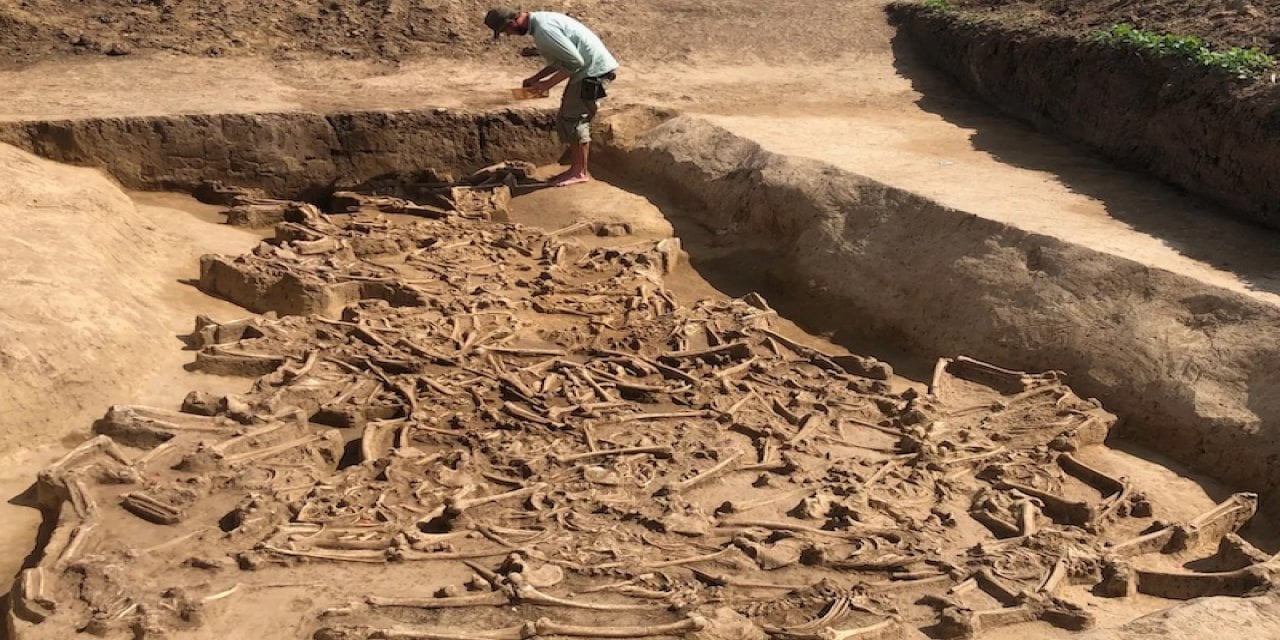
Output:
[
  {"xmin": 1, "ymin": 0, "xmax": 1279, "ymax": 638},
  {"xmin": 11, "ymin": 166, "xmax": 1273, "ymax": 640},
  {"xmin": 1, "ymin": 156, "xmax": 1276, "ymax": 639},
  {"xmin": 0, "ymin": 170, "xmax": 262, "ymax": 619},
  {"xmin": 0, "ymin": 147, "xmax": 262, "ymax": 453},
  {"xmin": 0, "ymin": 0, "xmax": 874, "ymax": 63},
  {"xmin": 5, "ymin": 49, "xmax": 1278, "ymax": 310}
]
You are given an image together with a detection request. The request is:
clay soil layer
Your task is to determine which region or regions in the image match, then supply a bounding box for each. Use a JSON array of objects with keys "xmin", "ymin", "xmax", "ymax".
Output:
[{"xmin": 887, "ymin": 2, "xmax": 1280, "ymax": 232}]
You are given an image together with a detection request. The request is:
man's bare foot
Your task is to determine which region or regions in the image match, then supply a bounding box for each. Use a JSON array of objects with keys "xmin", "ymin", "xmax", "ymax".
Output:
[
  {"xmin": 551, "ymin": 173, "xmax": 591, "ymax": 187},
  {"xmin": 544, "ymin": 168, "xmax": 571, "ymax": 184}
]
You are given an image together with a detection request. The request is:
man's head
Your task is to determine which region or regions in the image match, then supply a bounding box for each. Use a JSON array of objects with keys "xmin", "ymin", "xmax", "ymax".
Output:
[{"xmin": 484, "ymin": 7, "xmax": 525, "ymax": 39}]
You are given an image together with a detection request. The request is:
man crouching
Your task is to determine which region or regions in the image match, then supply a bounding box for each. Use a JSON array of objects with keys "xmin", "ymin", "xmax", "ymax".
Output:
[{"xmin": 485, "ymin": 7, "xmax": 619, "ymax": 187}]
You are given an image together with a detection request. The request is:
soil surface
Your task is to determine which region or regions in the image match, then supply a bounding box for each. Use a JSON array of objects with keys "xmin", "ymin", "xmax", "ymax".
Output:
[
  {"xmin": 11, "ymin": 166, "xmax": 1276, "ymax": 640},
  {"xmin": 944, "ymin": 0, "xmax": 1280, "ymax": 56},
  {"xmin": 1, "ymin": 0, "xmax": 1280, "ymax": 638},
  {"xmin": 0, "ymin": 146, "xmax": 262, "ymax": 455},
  {"xmin": 0, "ymin": 0, "xmax": 858, "ymax": 64}
]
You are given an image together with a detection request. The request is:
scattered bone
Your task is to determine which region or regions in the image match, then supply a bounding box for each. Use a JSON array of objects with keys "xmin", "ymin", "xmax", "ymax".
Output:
[
  {"xmin": 995, "ymin": 480, "xmax": 1094, "ymax": 526},
  {"xmin": 366, "ymin": 591, "xmax": 510, "ymax": 609},
  {"xmin": 331, "ymin": 191, "xmax": 451, "ymax": 219},
  {"xmin": 316, "ymin": 623, "xmax": 522, "ymax": 640},
  {"xmin": 1110, "ymin": 492, "xmax": 1258, "ymax": 558},
  {"xmin": 45, "ymin": 434, "xmax": 133, "ymax": 474},
  {"xmin": 664, "ymin": 451, "xmax": 743, "ymax": 493},
  {"xmin": 555, "ymin": 445, "xmax": 673, "ymax": 463},
  {"xmin": 513, "ymin": 580, "xmax": 664, "ymax": 611},
  {"xmin": 64, "ymin": 474, "xmax": 99, "ymax": 518},
  {"xmin": 825, "ymin": 619, "xmax": 904, "ymax": 640},
  {"xmin": 13, "ymin": 568, "xmax": 57, "ymax": 623},
  {"xmin": 361, "ymin": 419, "xmax": 401, "ymax": 461},
  {"xmin": 121, "ymin": 491, "xmax": 185, "ymax": 525},
  {"xmin": 1109, "ymin": 526, "xmax": 1179, "ymax": 557},
  {"xmin": 447, "ymin": 484, "xmax": 547, "ymax": 514},
  {"xmin": 945, "ymin": 356, "xmax": 1034, "ymax": 394},
  {"xmin": 223, "ymin": 431, "xmax": 340, "ymax": 465},
  {"xmin": 531, "ymin": 614, "xmax": 707, "ymax": 637},
  {"xmin": 52, "ymin": 521, "xmax": 98, "ymax": 569},
  {"xmin": 761, "ymin": 596, "xmax": 852, "ymax": 636},
  {"xmin": 1180, "ymin": 492, "xmax": 1259, "ymax": 551},
  {"xmin": 20, "ymin": 176, "xmax": 1265, "ymax": 640}
]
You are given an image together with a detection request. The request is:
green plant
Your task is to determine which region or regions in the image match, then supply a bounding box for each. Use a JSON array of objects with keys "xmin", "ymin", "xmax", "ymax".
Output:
[
  {"xmin": 1092, "ymin": 23, "xmax": 1276, "ymax": 79},
  {"xmin": 923, "ymin": 0, "xmax": 954, "ymax": 12}
]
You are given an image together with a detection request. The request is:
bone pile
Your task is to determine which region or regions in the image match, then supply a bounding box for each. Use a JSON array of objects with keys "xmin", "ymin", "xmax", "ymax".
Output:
[{"xmin": 12, "ymin": 165, "xmax": 1276, "ymax": 640}]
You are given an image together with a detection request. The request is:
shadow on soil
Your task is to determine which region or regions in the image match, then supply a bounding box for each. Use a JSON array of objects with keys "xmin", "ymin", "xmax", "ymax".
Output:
[
  {"xmin": 4, "ymin": 482, "xmax": 55, "ymax": 640},
  {"xmin": 595, "ymin": 166, "xmax": 953, "ymax": 387},
  {"xmin": 586, "ymin": 171, "xmax": 1280, "ymax": 550},
  {"xmin": 6, "ymin": 485, "xmax": 52, "ymax": 572},
  {"xmin": 887, "ymin": 34, "xmax": 1280, "ymax": 299}
]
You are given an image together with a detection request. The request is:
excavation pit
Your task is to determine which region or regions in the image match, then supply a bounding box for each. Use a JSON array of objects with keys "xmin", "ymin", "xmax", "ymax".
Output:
[{"xmin": 4, "ymin": 107, "xmax": 1279, "ymax": 640}]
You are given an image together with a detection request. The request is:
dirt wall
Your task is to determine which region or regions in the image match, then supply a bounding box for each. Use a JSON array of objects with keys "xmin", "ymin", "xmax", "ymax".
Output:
[
  {"xmin": 0, "ymin": 144, "xmax": 263, "ymax": 458},
  {"xmin": 6, "ymin": 104, "xmax": 1279, "ymax": 510},
  {"xmin": 887, "ymin": 3, "xmax": 1280, "ymax": 232},
  {"xmin": 0, "ymin": 108, "xmax": 561, "ymax": 200},
  {"xmin": 599, "ymin": 109, "xmax": 1280, "ymax": 511}
]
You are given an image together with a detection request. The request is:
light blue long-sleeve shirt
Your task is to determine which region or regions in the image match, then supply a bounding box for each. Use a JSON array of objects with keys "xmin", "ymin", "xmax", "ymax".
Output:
[{"xmin": 528, "ymin": 12, "xmax": 618, "ymax": 81}]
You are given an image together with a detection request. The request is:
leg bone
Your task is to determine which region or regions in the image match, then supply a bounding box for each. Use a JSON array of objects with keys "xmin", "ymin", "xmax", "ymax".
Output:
[{"xmin": 532, "ymin": 615, "xmax": 707, "ymax": 638}]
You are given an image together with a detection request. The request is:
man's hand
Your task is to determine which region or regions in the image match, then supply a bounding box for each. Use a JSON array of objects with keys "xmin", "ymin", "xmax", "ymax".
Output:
[
  {"xmin": 524, "ymin": 65, "xmax": 556, "ymax": 88},
  {"xmin": 529, "ymin": 70, "xmax": 572, "ymax": 96},
  {"xmin": 528, "ymin": 80, "xmax": 556, "ymax": 96}
]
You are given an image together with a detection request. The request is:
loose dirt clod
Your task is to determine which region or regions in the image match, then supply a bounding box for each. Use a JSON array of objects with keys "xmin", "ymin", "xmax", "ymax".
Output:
[{"xmin": 10, "ymin": 164, "xmax": 1277, "ymax": 639}]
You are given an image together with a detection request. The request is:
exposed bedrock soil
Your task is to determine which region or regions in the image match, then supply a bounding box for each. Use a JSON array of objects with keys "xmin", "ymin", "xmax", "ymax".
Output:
[
  {"xmin": 887, "ymin": 4, "xmax": 1280, "ymax": 233},
  {"xmin": 596, "ymin": 108, "xmax": 1280, "ymax": 512}
]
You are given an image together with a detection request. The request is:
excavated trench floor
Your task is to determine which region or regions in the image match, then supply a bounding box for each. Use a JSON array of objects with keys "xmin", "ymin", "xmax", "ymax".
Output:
[{"xmin": 5, "ymin": 151, "xmax": 1278, "ymax": 640}]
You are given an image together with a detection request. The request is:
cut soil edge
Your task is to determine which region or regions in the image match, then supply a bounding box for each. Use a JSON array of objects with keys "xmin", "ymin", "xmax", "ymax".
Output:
[
  {"xmin": 886, "ymin": 2, "xmax": 1280, "ymax": 233},
  {"xmin": 595, "ymin": 105, "xmax": 1280, "ymax": 514},
  {"xmin": 0, "ymin": 103, "xmax": 1276, "ymax": 513}
]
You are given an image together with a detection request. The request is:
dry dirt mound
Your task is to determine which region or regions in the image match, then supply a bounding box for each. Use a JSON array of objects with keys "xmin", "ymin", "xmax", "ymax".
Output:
[
  {"xmin": 0, "ymin": 0, "xmax": 863, "ymax": 64},
  {"xmin": 947, "ymin": 0, "xmax": 1280, "ymax": 55},
  {"xmin": 0, "ymin": 143, "xmax": 176, "ymax": 454}
]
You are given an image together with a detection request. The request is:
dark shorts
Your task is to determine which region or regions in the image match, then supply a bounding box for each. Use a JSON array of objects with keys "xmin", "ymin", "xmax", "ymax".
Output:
[{"xmin": 557, "ymin": 70, "xmax": 616, "ymax": 144}]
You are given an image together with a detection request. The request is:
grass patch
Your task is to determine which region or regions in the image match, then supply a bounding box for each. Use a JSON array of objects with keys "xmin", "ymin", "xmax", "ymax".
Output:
[
  {"xmin": 1092, "ymin": 23, "xmax": 1276, "ymax": 79},
  {"xmin": 920, "ymin": 0, "xmax": 988, "ymax": 26}
]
